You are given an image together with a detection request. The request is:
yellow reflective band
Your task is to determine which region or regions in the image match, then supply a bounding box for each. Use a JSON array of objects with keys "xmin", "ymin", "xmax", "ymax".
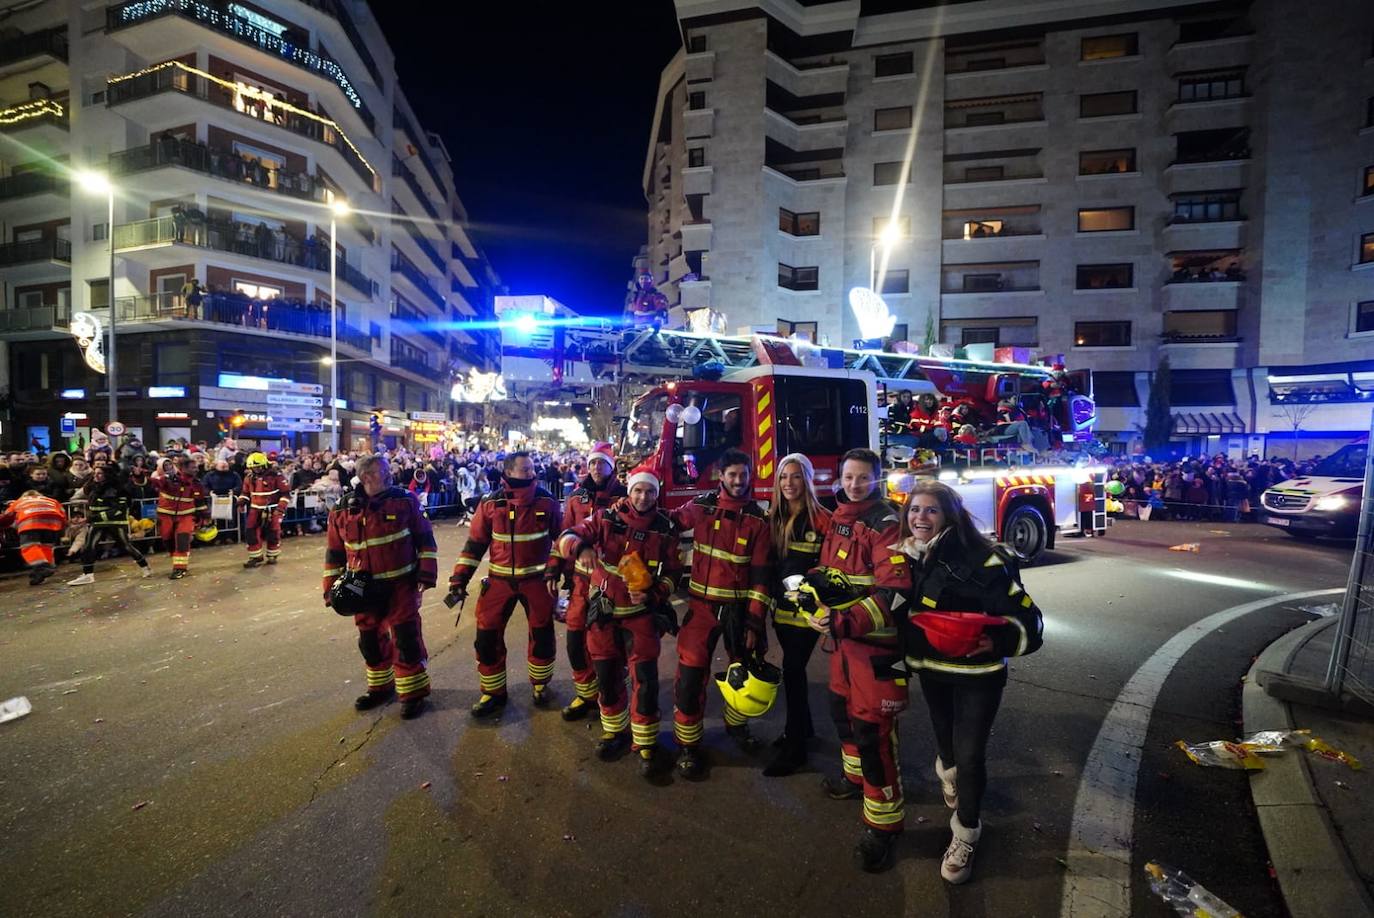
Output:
[
  {"xmin": 157, "ymin": 508, "xmax": 198, "ymax": 515},
  {"xmin": 674, "ymin": 722, "xmax": 704, "ymax": 740},
  {"xmin": 454, "ymin": 557, "xmax": 480, "ymax": 568},
  {"xmin": 845, "ymin": 573, "xmax": 876, "ymax": 585},
  {"xmin": 490, "ymin": 562, "xmax": 547, "ymax": 577},
  {"xmin": 723, "ymin": 705, "xmax": 748, "ymax": 726},
  {"xmin": 479, "ymin": 672, "xmax": 508, "ymax": 690},
  {"xmin": 688, "ymin": 580, "xmax": 749, "ymax": 600},
  {"xmin": 860, "ymin": 597, "xmax": 885, "ymax": 632},
  {"xmin": 788, "ymin": 541, "xmax": 822, "ymax": 554},
  {"xmin": 343, "ymin": 528, "xmax": 412, "ymax": 551},
  {"xmin": 632, "ymin": 723, "xmax": 660, "ymax": 742},
  {"xmin": 907, "ymin": 656, "xmax": 1007, "ymax": 676},
  {"xmin": 747, "ymin": 590, "xmax": 772, "ymax": 607},
  {"xmin": 499, "ymin": 530, "xmax": 550, "ymax": 542},
  {"xmin": 396, "ymin": 673, "xmax": 430, "ymax": 692},
  {"xmin": 365, "ymin": 668, "xmax": 394, "ymax": 685},
  {"xmin": 602, "ymin": 710, "xmax": 630, "ymax": 731},
  {"xmin": 837, "ymin": 548, "xmax": 848, "ymax": 560},
  {"xmin": 1003, "ymin": 615, "xmax": 1028, "ymax": 656},
  {"xmin": 758, "ymin": 391, "xmax": 771, "ymax": 412},
  {"xmin": 418, "ymin": 552, "xmax": 438, "ymax": 560},
  {"xmin": 694, "ymin": 543, "xmax": 751, "ymax": 565},
  {"xmin": 574, "ymin": 679, "xmax": 600, "ymax": 698},
  {"xmin": 373, "ymin": 563, "xmax": 416, "ymax": 580},
  {"xmin": 759, "ymin": 415, "xmax": 772, "ymax": 435},
  {"xmin": 922, "ymin": 596, "xmax": 938, "ymax": 608},
  {"xmin": 984, "ymin": 554, "xmax": 1003, "ymax": 568}
]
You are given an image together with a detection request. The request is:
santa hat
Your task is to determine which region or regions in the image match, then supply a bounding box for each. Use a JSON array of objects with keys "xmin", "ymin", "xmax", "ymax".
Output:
[
  {"xmin": 626, "ymin": 463, "xmax": 660, "ymax": 492},
  {"xmin": 587, "ymin": 441, "xmax": 614, "ymax": 467}
]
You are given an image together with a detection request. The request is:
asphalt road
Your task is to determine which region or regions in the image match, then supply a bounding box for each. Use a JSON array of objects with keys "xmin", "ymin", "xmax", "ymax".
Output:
[{"xmin": 0, "ymin": 516, "xmax": 1353, "ymax": 918}]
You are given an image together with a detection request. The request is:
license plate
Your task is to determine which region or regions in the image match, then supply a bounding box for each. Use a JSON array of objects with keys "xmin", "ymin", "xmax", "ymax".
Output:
[{"xmin": 1267, "ymin": 516, "xmax": 1290, "ymax": 527}]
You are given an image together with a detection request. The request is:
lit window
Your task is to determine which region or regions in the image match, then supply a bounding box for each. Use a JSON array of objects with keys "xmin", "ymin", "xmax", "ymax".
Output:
[
  {"xmin": 1078, "ymin": 207, "xmax": 1135, "ymax": 232},
  {"xmin": 778, "ymin": 263, "xmax": 819, "ymax": 291},
  {"xmin": 1074, "ymin": 321, "xmax": 1131, "ymax": 347},
  {"xmin": 1081, "ymin": 33, "xmax": 1138, "ymax": 60},
  {"xmin": 963, "ymin": 220, "xmax": 1003, "ymax": 239},
  {"xmin": 1080, "ymin": 148, "xmax": 1136, "ymax": 175},
  {"xmin": 779, "ymin": 209, "xmax": 820, "ymax": 236},
  {"xmin": 233, "ymin": 281, "xmax": 283, "ymax": 299},
  {"xmin": 1364, "ymin": 166, "xmax": 1374, "ymax": 197},
  {"xmin": 1362, "ymin": 233, "xmax": 1374, "ymax": 264}
]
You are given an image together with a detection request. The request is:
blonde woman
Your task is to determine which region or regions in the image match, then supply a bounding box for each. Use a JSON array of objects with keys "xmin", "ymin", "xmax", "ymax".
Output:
[{"xmin": 762, "ymin": 453, "xmax": 831, "ymax": 777}]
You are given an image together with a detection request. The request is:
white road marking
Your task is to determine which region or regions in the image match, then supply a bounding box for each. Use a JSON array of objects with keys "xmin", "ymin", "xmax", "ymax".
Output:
[{"xmin": 1059, "ymin": 587, "xmax": 1343, "ymax": 918}]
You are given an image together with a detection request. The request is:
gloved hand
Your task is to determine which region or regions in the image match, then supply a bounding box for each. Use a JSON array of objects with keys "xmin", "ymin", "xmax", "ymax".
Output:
[{"xmin": 744, "ymin": 614, "xmax": 768, "ymax": 654}]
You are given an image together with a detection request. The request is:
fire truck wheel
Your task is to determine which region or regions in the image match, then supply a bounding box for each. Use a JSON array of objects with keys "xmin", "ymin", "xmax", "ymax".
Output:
[{"xmin": 1003, "ymin": 505, "xmax": 1047, "ymax": 563}]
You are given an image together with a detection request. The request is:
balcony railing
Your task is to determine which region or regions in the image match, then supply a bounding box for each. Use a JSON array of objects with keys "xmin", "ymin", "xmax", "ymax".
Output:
[
  {"xmin": 1161, "ymin": 332, "xmax": 1241, "ymax": 343},
  {"xmin": 0, "ymin": 26, "xmax": 68, "ymax": 67},
  {"xmin": 109, "ymin": 137, "xmax": 328, "ymax": 204},
  {"xmin": 393, "ymin": 208, "xmax": 445, "ymax": 272},
  {"xmin": 0, "ymin": 237, "xmax": 71, "ymax": 266},
  {"xmin": 0, "ymin": 171, "xmax": 65, "ymax": 202},
  {"xmin": 0, "ymin": 302, "xmax": 71, "ymax": 333},
  {"xmin": 111, "ymin": 291, "xmax": 372, "ymax": 351},
  {"xmin": 392, "ymin": 156, "xmax": 441, "ymax": 222},
  {"xmin": 292, "ymin": 0, "xmax": 383, "ymax": 88},
  {"xmin": 389, "ymin": 351, "xmax": 431, "ymax": 377},
  {"xmin": 106, "ymin": 63, "xmax": 376, "ymax": 187},
  {"xmin": 392, "ymin": 109, "xmax": 446, "ymax": 196},
  {"xmin": 391, "ymin": 250, "xmax": 445, "ymax": 309},
  {"xmin": 0, "ymin": 96, "xmax": 68, "ymax": 133},
  {"xmin": 112, "ymin": 216, "xmax": 377, "ymax": 297},
  {"xmin": 105, "ymin": 0, "xmax": 374, "ymax": 134}
]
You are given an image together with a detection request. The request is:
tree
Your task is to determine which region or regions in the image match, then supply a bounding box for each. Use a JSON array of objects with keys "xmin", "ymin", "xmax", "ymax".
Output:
[
  {"xmin": 1276, "ymin": 400, "xmax": 1317, "ymax": 459},
  {"xmin": 1143, "ymin": 356, "xmax": 1173, "ymax": 452},
  {"xmin": 923, "ymin": 310, "xmax": 937, "ymax": 352},
  {"xmin": 585, "ymin": 385, "xmax": 622, "ymax": 443}
]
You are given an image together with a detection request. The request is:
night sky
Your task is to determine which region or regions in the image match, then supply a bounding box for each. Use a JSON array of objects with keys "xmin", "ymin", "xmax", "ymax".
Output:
[{"xmin": 369, "ymin": 2, "xmax": 683, "ymax": 317}]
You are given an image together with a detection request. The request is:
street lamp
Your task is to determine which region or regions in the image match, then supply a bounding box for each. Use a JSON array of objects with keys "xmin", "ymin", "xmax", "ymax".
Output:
[
  {"xmin": 870, "ymin": 220, "xmax": 904, "ymax": 292},
  {"xmin": 327, "ymin": 194, "xmax": 350, "ymax": 451},
  {"xmin": 77, "ymin": 170, "xmax": 117, "ymax": 427}
]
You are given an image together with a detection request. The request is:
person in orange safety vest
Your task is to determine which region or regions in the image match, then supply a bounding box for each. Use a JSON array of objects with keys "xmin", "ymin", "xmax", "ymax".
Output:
[{"xmin": 0, "ymin": 490, "xmax": 67, "ymax": 585}]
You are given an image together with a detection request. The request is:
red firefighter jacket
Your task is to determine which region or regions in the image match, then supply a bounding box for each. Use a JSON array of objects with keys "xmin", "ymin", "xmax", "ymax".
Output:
[
  {"xmin": 450, "ymin": 485, "xmax": 561, "ymax": 587},
  {"xmin": 0, "ymin": 493, "xmax": 67, "ymax": 534},
  {"xmin": 906, "ymin": 402, "xmax": 943, "ymax": 435},
  {"xmin": 557, "ymin": 497, "xmax": 681, "ymax": 617},
  {"xmin": 814, "ymin": 494, "xmax": 906, "ymax": 647},
  {"xmin": 322, "ymin": 486, "xmax": 438, "ymax": 596},
  {"xmin": 156, "ymin": 473, "xmax": 208, "ymax": 520},
  {"xmin": 241, "ymin": 470, "xmax": 290, "ymax": 511},
  {"xmin": 773, "ymin": 505, "xmax": 832, "ymax": 628},
  {"xmin": 670, "ymin": 488, "xmax": 771, "ymax": 619},
  {"xmin": 553, "ymin": 476, "xmax": 628, "ymax": 579}
]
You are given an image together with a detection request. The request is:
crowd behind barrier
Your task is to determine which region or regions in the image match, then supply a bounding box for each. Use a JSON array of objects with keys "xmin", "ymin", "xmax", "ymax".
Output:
[{"xmin": 1102, "ymin": 452, "xmax": 1331, "ymax": 523}]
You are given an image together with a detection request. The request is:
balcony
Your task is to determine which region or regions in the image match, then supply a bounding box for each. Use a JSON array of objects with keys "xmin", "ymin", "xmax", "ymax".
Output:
[
  {"xmin": 764, "ymin": 51, "xmax": 847, "ymax": 98},
  {"xmin": 681, "ymin": 220, "xmax": 713, "ymax": 252},
  {"xmin": 946, "ymin": 40, "xmax": 1045, "ymax": 76},
  {"xmin": 106, "ymin": 62, "xmax": 377, "ymax": 189},
  {"xmin": 393, "ymin": 109, "xmax": 446, "ymax": 197},
  {"xmin": 1161, "ymin": 309, "xmax": 1238, "ymax": 343},
  {"xmin": 944, "ymin": 93, "xmax": 1045, "ymax": 132},
  {"xmin": 683, "ymin": 165, "xmax": 713, "ymax": 196},
  {"xmin": 0, "ymin": 170, "xmax": 66, "ymax": 203},
  {"xmin": 389, "ymin": 351, "xmax": 431, "ymax": 378},
  {"xmin": 105, "ymin": 0, "xmax": 374, "ymax": 134},
  {"xmin": 0, "ymin": 302, "xmax": 71, "ymax": 337},
  {"xmin": 109, "ymin": 137, "xmax": 329, "ymax": 205},
  {"xmin": 940, "ymin": 261, "xmax": 1040, "ymax": 296},
  {"xmin": 112, "ymin": 216, "xmax": 377, "ymax": 298},
  {"xmin": 110, "ymin": 291, "xmax": 372, "ymax": 352},
  {"xmin": 683, "ymin": 107, "xmax": 714, "ymax": 139},
  {"xmin": 685, "ymin": 51, "xmax": 714, "ymax": 83},
  {"xmin": 0, "ymin": 96, "xmax": 68, "ymax": 134},
  {"xmin": 392, "ymin": 205, "xmax": 445, "ymax": 272},
  {"xmin": 391, "ymin": 249, "xmax": 446, "ymax": 310},
  {"xmin": 679, "ymin": 278, "xmax": 712, "ymax": 310},
  {"xmin": 0, "ymin": 26, "xmax": 68, "ymax": 72},
  {"xmin": 392, "ymin": 156, "xmax": 441, "ymax": 223},
  {"xmin": 0, "ymin": 236, "xmax": 70, "ymax": 267},
  {"xmin": 1171, "ymin": 127, "xmax": 1250, "ymax": 167}
]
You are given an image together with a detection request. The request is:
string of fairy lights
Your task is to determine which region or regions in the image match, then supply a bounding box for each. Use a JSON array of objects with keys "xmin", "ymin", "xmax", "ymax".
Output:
[{"xmin": 0, "ymin": 97, "xmax": 65, "ymax": 125}]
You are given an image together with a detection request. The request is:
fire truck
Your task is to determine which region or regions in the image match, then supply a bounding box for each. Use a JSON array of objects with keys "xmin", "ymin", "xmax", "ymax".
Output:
[{"xmin": 500, "ymin": 321, "xmax": 1108, "ymax": 562}]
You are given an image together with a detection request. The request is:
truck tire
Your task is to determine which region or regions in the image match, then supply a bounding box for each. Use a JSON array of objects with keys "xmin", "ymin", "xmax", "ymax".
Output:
[{"xmin": 1003, "ymin": 504, "xmax": 1048, "ymax": 563}]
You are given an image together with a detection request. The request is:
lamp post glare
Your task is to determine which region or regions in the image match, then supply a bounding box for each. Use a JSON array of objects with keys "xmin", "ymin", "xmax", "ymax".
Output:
[
  {"xmin": 78, "ymin": 171, "xmax": 118, "ymax": 427},
  {"xmin": 870, "ymin": 221, "xmax": 906, "ymax": 292}
]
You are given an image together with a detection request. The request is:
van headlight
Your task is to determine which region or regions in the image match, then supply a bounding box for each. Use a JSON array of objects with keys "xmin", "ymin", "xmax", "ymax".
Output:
[{"xmin": 1313, "ymin": 495, "xmax": 1348, "ymax": 512}]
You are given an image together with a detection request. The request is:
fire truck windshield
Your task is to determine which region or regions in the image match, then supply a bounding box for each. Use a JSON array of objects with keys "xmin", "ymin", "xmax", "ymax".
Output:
[{"xmin": 621, "ymin": 392, "xmax": 669, "ymax": 464}]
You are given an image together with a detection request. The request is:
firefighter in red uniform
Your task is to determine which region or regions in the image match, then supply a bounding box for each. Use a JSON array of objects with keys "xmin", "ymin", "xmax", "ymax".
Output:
[
  {"xmin": 0, "ymin": 490, "xmax": 67, "ymax": 585},
  {"xmin": 240, "ymin": 451, "xmax": 290, "ymax": 568},
  {"xmin": 447, "ymin": 451, "xmax": 562, "ymax": 718},
  {"xmin": 157, "ymin": 455, "xmax": 209, "ymax": 580},
  {"xmin": 549, "ymin": 441, "xmax": 626, "ymax": 721},
  {"xmin": 555, "ymin": 463, "xmax": 680, "ymax": 777},
  {"xmin": 322, "ymin": 454, "xmax": 438, "ymax": 720},
  {"xmin": 668, "ymin": 447, "xmax": 772, "ymax": 778},
  {"xmin": 807, "ymin": 447, "xmax": 911, "ymax": 873}
]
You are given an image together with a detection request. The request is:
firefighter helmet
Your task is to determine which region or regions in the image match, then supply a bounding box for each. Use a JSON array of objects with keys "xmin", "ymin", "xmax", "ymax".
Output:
[
  {"xmin": 194, "ymin": 524, "xmax": 219, "ymax": 543},
  {"xmin": 246, "ymin": 451, "xmax": 269, "ymax": 469},
  {"xmin": 714, "ymin": 658, "xmax": 782, "ymax": 718},
  {"xmin": 796, "ymin": 568, "xmax": 864, "ymax": 613}
]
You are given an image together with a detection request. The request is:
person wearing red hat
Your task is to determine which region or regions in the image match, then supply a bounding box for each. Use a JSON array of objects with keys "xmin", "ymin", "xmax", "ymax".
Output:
[
  {"xmin": 896, "ymin": 479, "xmax": 1043, "ymax": 885},
  {"xmin": 549, "ymin": 440, "xmax": 626, "ymax": 721},
  {"xmin": 555, "ymin": 462, "xmax": 680, "ymax": 777}
]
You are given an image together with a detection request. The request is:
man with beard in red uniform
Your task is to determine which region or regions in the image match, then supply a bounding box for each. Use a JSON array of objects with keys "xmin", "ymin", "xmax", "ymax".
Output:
[
  {"xmin": 556, "ymin": 463, "xmax": 680, "ymax": 778},
  {"xmin": 323, "ymin": 454, "xmax": 438, "ymax": 719},
  {"xmin": 240, "ymin": 451, "xmax": 290, "ymax": 568},
  {"xmin": 157, "ymin": 455, "xmax": 209, "ymax": 580},
  {"xmin": 807, "ymin": 447, "xmax": 910, "ymax": 873},
  {"xmin": 549, "ymin": 441, "xmax": 626, "ymax": 721},
  {"xmin": 669, "ymin": 447, "xmax": 771, "ymax": 778},
  {"xmin": 448, "ymin": 451, "xmax": 562, "ymax": 718}
]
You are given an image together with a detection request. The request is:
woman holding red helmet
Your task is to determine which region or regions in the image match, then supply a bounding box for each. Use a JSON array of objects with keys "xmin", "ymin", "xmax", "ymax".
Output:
[{"xmin": 895, "ymin": 480, "xmax": 1043, "ymax": 885}]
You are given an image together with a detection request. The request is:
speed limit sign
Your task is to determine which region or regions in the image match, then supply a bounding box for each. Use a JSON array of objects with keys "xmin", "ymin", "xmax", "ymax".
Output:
[{"xmin": 106, "ymin": 421, "xmax": 126, "ymax": 437}]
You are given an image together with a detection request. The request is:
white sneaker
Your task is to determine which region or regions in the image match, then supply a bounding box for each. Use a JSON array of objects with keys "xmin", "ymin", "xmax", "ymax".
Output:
[
  {"xmin": 140, "ymin": 566, "xmax": 153, "ymax": 578},
  {"xmin": 935, "ymin": 756, "xmax": 958, "ymax": 809},
  {"xmin": 67, "ymin": 573, "xmax": 95, "ymax": 586},
  {"xmin": 940, "ymin": 812, "xmax": 981, "ymax": 884}
]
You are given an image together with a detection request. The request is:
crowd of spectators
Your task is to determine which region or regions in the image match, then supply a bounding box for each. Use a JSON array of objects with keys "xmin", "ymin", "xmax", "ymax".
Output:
[{"xmin": 1102, "ymin": 452, "xmax": 1327, "ymax": 523}]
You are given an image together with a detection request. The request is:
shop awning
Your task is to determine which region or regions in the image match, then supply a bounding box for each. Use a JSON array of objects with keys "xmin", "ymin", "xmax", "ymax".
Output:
[{"xmin": 1171, "ymin": 411, "xmax": 1246, "ymax": 435}]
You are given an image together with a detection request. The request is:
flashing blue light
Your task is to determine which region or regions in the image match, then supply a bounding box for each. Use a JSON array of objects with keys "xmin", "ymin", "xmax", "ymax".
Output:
[
  {"xmin": 59, "ymin": 388, "xmax": 86, "ymax": 399},
  {"xmin": 513, "ymin": 313, "xmax": 539, "ymax": 334}
]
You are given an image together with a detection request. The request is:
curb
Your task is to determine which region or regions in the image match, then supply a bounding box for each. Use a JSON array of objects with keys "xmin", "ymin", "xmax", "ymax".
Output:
[{"xmin": 1243, "ymin": 617, "xmax": 1374, "ymax": 918}]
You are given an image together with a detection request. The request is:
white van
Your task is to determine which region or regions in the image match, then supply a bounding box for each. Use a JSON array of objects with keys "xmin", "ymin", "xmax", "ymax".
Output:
[{"xmin": 1259, "ymin": 441, "xmax": 1366, "ymax": 539}]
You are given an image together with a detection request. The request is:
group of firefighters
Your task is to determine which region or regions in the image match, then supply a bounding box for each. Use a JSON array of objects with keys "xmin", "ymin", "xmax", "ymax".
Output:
[{"xmin": 317, "ymin": 438, "xmax": 1044, "ymax": 879}]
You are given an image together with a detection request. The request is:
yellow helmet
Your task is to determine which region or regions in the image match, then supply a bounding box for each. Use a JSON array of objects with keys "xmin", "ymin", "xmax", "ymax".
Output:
[
  {"xmin": 194, "ymin": 524, "xmax": 219, "ymax": 543},
  {"xmin": 714, "ymin": 658, "xmax": 782, "ymax": 718},
  {"xmin": 246, "ymin": 452, "xmax": 269, "ymax": 469}
]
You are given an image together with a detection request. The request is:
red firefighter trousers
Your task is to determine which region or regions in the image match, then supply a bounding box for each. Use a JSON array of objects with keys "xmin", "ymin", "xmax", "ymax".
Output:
[
  {"xmin": 587, "ymin": 613, "xmax": 660, "ymax": 750},
  {"xmin": 672, "ymin": 598, "xmax": 750, "ymax": 747},
  {"xmin": 564, "ymin": 574, "xmax": 599, "ymax": 699},
  {"xmin": 354, "ymin": 581, "xmax": 430, "ymax": 701},
  {"xmin": 159, "ymin": 515, "xmax": 195, "ymax": 571},
  {"xmin": 829, "ymin": 639, "xmax": 908, "ymax": 833},
  {"xmin": 245, "ymin": 508, "xmax": 282, "ymax": 560},
  {"xmin": 473, "ymin": 576, "xmax": 556, "ymax": 697}
]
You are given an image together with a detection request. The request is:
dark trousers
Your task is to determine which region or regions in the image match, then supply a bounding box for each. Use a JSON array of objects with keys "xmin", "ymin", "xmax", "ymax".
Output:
[
  {"xmin": 774, "ymin": 623, "xmax": 819, "ymax": 741},
  {"xmin": 918, "ymin": 673, "xmax": 1005, "ymax": 828},
  {"xmin": 81, "ymin": 524, "xmax": 148, "ymax": 574}
]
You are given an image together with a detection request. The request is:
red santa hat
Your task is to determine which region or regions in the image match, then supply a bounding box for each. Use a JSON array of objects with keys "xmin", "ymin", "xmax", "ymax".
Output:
[
  {"xmin": 587, "ymin": 441, "xmax": 614, "ymax": 467},
  {"xmin": 626, "ymin": 463, "xmax": 660, "ymax": 493}
]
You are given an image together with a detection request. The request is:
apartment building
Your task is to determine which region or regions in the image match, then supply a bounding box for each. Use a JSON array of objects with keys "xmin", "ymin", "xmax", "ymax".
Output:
[
  {"xmin": 0, "ymin": 0, "xmax": 500, "ymax": 452},
  {"xmin": 645, "ymin": 0, "xmax": 1374, "ymax": 454}
]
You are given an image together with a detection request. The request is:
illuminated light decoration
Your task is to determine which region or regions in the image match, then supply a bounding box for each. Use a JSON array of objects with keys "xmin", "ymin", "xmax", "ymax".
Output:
[
  {"xmin": 107, "ymin": 61, "xmax": 375, "ymax": 180},
  {"xmin": 156, "ymin": 412, "xmax": 190, "ymax": 420},
  {"xmin": 532, "ymin": 416, "xmax": 590, "ymax": 446},
  {"xmin": 111, "ymin": 0, "xmax": 363, "ymax": 111},
  {"xmin": 59, "ymin": 388, "xmax": 86, "ymax": 400},
  {"xmin": 0, "ymin": 97, "xmax": 64, "ymax": 126},
  {"xmin": 227, "ymin": 3, "xmax": 285, "ymax": 36},
  {"xmin": 69, "ymin": 312, "xmax": 107, "ymax": 374},
  {"xmin": 147, "ymin": 385, "xmax": 186, "ymax": 398},
  {"xmin": 450, "ymin": 368, "xmax": 507, "ymax": 403},
  {"xmin": 847, "ymin": 287, "xmax": 897, "ymax": 341}
]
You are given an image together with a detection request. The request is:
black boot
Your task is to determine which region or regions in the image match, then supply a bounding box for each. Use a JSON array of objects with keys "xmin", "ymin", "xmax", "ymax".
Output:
[
  {"xmin": 638, "ymin": 744, "xmax": 667, "ymax": 778},
  {"xmin": 243, "ymin": 557, "xmax": 262, "ymax": 569},
  {"xmin": 821, "ymin": 773, "xmax": 862, "ymax": 800},
  {"xmin": 532, "ymin": 684, "xmax": 553, "ymax": 708},
  {"xmin": 595, "ymin": 731, "xmax": 630, "ymax": 761},
  {"xmin": 725, "ymin": 723, "xmax": 762, "ymax": 754},
  {"xmin": 265, "ymin": 556, "xmax": 278, "ymax": 565},
  {"xmin": 354, "ymin": 688, "xmax": 395, "ymax": 711},
  {"xmin": 763, "ymin": 738, "xmax": 807, "ymax": 777},
  {"xmin": 855, "ymin": 827, "xmax": 899, "ymax": 873},
  {"xmin": 677, "ymin": 745, "xmax": 707, "ymax": 779},
  {"xmin": 169, "ymin": 569, "xmax": 187, "ymax": 580},
  {"xmin": 561, "ymin": 696, "xmax": 595, "ymax": 721},
  {"xmin": 399, "ymin": 697, "xmax": 427, "ymax": 720},
  {"xmin": 470, "ymin": 693, "xmax": 507, "ymax": 719}
]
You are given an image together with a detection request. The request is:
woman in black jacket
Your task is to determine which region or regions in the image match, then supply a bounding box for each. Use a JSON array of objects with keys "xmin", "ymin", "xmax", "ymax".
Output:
[
  {"xmin": 896, "ymin": 480, "xmax": 1043, "ymax": 885},
  {"xmin": 68, "ymin": 465, "xmax": 151, "ymax": 584}
]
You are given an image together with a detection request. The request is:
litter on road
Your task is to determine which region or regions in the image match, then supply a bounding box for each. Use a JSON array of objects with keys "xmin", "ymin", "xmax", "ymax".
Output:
[
  {"xmin": 1177, "ymin": 730, "xmax": 1361, "ymax": 770},
  {"xmin": 1145, "ymin": 861, "xmax": 1243, "ymax": 918},
  {"xmin": 0, "ymin": 696, "xmax": 32, "ymax": 724},
  {"xmin": 1168, "ymin": 543, "xmax": 1202, "ymax": 552}
]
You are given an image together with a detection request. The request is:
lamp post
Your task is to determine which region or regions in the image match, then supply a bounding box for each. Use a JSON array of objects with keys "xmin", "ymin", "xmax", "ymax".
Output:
[
  {"xmin": 327, "ymin": 194, "xmax": 351, "ymax": 451},
  {"xmin": 869, "ymin": 220, "xmax": 904, "ymax": 292},
  {"xmin": 77, "ymin": 170, "xmax": 117, "ymax": 425}
]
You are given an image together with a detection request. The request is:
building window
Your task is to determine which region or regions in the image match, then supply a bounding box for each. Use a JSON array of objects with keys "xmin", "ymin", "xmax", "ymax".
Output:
[
  {"xmin": 962, "ymin": 273, "xmax": 1003, "ymax": 292},
  {"xmin": 875, "ymin": 51, "xmax": 914, "ymax": 77},
  {"xmin": 1175, "ymin": 127, "xmax": 1250, "ymax": 164},
  {"xmin": 1172, "ymin": 191, "xmax": 1242, "ymax": 223},
  {"xmin": 1093, "ymin": 371, "xmax": 1139, "ymax": 407},
  {"xmin": 778, "ymin": 263, "xmax": 819, "ymax": 291},
  {"xmin": 964, "ymin": 110, "xmax": 1007, "ymax": 127},
  {"xmin": 1078, "ymin": 206, "xmax": 1135, "ymax": 232},
  {"xmin": 88, "ymin": 279, "xmax": 109, "ymax": 309},
  {"xmin": 1364, "ymin": 166, "xmax": 1374, "ymax": 197},
  {"xmin": 873, "ymin": 161, "xmax": 909, "ymax": 185},
  {"xmin": 155, "ymin": 343, "xmax": 192, "ymax": 386},
  {"xmin": 964, "ymin": 165, "xmax": 1004, "ymax": 182},
  {"xmin": 1362, "ymin": 232, "xmax": 1374, "ymax": 264},
  {"xmin": 962, "ymin": 219, "xmax": 1003, "ymax": 238},
  {"xmin": 1079, "ymin": 148, "xmax": 1136, "ymax": 175},
  {"xmin": 1081, "ymin": 33, "xmax": 1138, "ymax": 60},
  {"xmin": 1357, "ymin": 301, "xmax": 1374, "ymax": 334},
  {"xmin": 687, "ymin": 34, "xmax": 707, "ymax": 53},
  {"xmin": 1076, "ymin": 263, "xmax": 1134, "ymax": 289},
  {"xmin": 873, "ymin": 216, "xmax": 911, "ymax": 238},
  {"xmin": 233, "ymin": 280, "xmax": 283, "ymax": 300},
  {"xmin": 688, "ymin": 91, "xmax": 706, "ymax": 111},
  {"xmin": 1075, "ymin": 321, "xmax": 1132, "ymax": 347},
  {"xmin": 688, "ymin": 147, "xmax": 705, "ymax": 167},
  {"xmin": 779, "ymin": 208, "xmax": 820, "ymax": 236},
  {"xmin": 880, "ymin": 270, "xmax": 910, "ymax": 294},
  {"xmin": 92, "ymin": 223, "xmax": 108, "ymax": 242},
  {"xmin": 1178, "ymin": 16, "xmax": 1246, "ymax": 43},
  {"xmin": 1178, "ymin": 69, "xmax": 1245, "ymax": 103},
  {"xmin": 962, "ymin": 327, "xmax": 999, "ymax": 346},
  {"xmin": 1170, "ymin": 369, "xmax": 1234, "ymax": 406},
  {"xmin": 1080, "ymin": 90, "xmax": 1137, "ymax": 118},
  {"xmin": 874, "ymin": 106, "xmax": 913, "ymax": 131}
]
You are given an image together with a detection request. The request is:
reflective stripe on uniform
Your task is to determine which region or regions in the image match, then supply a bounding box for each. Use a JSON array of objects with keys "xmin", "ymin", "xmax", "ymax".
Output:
[
  {"xmin": 694, "ymin": 543, "xmax": 750, "ymax": 565},
  {"xmin": 787, "ymin": 541, "xmax": 822, "ymax": 554},
  {"xmin": 343, "ymin": 528, "xmax": 411, "ymax": 551},
  {"xmin": 372, "ymin": 562, "xmax": 416, "ymax": 580},
  {"xmin": 490, "ymin": 562, "xmax": 547, "ymax": 578},
  {"xmin": 1002, "ymin": 615, "xmax": 1028, "ymax": 656},
  {"xmin": 498, "ymin": 530, "xmax": 550, "ymax": 542},
  {"xmin": 687, "ymin": 580, "xmax": 748, "ymax": 600},
  {"xmin": 906, "ymin": 656, "xmax": 1007, "ymax": 676}
]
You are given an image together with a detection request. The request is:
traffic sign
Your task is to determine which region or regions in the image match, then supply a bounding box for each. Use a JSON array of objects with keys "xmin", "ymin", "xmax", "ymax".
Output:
[
  {"xmin": 267, "ymin": 381, "xmax": 324, "ymax": 395},
  {"xmin": 106, "ymin": 421, "xmax": 126, "ymax": 436},
  {"xmin": 60, "ymin": 417, "xmax": 76, "ymax": 435},
  {"xmin": 267, "ymin": 394, "xmax": 324, "ymax": 407},
  {"xmin": 411, "ymin": 411, "xmax": 446, "ymax": 422},
  {"xmin": 272, "ymin": 421, "xmax": 324, "ymax": 432},
  {"xmin": 269, "ymin": 409, "xmax": 324, "ymax": 421}
]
